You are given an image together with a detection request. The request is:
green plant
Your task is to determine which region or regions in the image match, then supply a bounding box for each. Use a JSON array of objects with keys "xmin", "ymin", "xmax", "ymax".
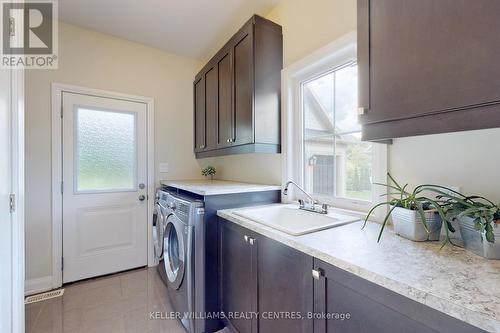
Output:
[
  {"xmin": 435, "ymin": 192, "xmax": 500, "ymax": 243},
  {"xmin": 362, "ymin": 173, "xmax": 455, "ymax": 244},
  {"xmin": 201, "ymin": 166, "xmax": 216, "ymax": 177}
]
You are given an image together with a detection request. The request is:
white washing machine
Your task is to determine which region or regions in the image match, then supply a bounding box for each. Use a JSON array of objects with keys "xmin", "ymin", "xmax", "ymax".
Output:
[{"xmin": 162, "ymin": 192, "xmax": 204, "ymax": 333}]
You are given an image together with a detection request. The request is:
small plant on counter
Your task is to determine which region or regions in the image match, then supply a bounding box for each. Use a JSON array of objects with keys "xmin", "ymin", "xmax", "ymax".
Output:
[
  {"xmin": 201, "ymin": 166, "xmax": 216, "ymax": 180},
  {"xmin": 435, "ymin": 191, "xmax": 500, "ymax": 259},
  {"xmin": 436, "ymin": 192, "xmax": 500, "ymax": 244},
  {"xmin": 362, "ymin": 173, "xmax": 456, "ymax": 244}
]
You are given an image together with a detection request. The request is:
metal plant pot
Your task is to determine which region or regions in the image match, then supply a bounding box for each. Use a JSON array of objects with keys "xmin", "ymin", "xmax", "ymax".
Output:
[
  {"xmin": 458, "ymin": 216, "xmax": 500, "ymax": 260},
  {"xmin": 391, "ymin": 207, "xmax": 442, "ymax": 242},
  {"xmin": 439, "ymin": 218, "xmax": 464, "ymax": 247}
]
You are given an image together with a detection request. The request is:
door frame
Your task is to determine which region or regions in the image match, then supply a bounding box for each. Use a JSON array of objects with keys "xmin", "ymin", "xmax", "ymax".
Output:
[
  {"xmin": 10, "ymin": 68, "xmax": 25, "ymax": 333},
  {"xmin": 51, "ymin": 83, "xmax": 155, "ymax": 289}
]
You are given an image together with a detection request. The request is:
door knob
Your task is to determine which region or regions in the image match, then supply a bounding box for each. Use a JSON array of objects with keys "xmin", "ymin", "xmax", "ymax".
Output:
[
  {"xmin": 139, "ymin": 183, "xmax": 145, "ymax": 189},
  {"xmin": 139, "ymin": 195, "xmax": 146, "ymax": 201}
]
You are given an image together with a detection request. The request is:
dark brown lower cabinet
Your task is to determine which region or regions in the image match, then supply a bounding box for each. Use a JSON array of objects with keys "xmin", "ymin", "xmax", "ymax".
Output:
[
  {"xmin": 257, "ymin": 233, "xmax": 313, "ymax": 333},
  {"xmin": 219, "ymin": 218, "xmax": 486, "ymax": 333},
  {"xmin": 219, "ymin": 220, "xmax": 257, "ymax": 333},
  {"xmin": 219, "ymin": 218, "xmax": 313, "ymax": 333},
  {"xmin": 312, "ymin": 259, "xmax": 486, "ymax": 333}
]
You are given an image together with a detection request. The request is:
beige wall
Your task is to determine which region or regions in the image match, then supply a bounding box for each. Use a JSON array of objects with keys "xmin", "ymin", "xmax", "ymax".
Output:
[
  {"xmin": 25, "ymin": 23, "xmax": 204, "ymax": 282},
  {"xmin": 198, "ymin": 0, "xmax": 357, "ymax": 185},
  {"xmin": 266, "ymin": 0, "xmax": 356, "ymax": 67},
  {"xmin": 390, "ymin": 128, "xmax": 500, "ymax": 203},
  {"xmin": 198, "ymin": 154, "xmax": 281, "ymax": 185}
]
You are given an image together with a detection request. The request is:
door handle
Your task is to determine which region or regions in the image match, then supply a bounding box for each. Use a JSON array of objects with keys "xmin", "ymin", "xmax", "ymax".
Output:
[{"xmin": 139, "ymin": 195, "xmax": 146, "ymax": 201}]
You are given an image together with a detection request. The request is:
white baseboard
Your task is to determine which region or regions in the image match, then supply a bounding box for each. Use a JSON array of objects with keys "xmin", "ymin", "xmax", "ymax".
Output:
[{"xmin": 25, "ymin": 276, "xmax": 53, "ymax": 296}]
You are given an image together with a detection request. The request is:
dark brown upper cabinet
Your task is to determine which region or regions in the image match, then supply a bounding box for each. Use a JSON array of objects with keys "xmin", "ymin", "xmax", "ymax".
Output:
[
  {"xmin": 194, "ymin": 15, "xmax": 283, "ymax": 158},
  {"xmin": 217, "ymin": 50, "xmax": 233, "ymax": 149},
  {"xmin": 193, "ymin": 77, "xmax": 205, "ymax": 152},
  {"xmin": 358, "ymin": 0, "xmax": 500, "ymax": 141}
]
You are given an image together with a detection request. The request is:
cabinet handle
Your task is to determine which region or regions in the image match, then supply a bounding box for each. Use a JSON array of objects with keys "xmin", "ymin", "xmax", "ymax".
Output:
[
  {"xmin": 312, "ymin": 268, "xmax": 324, "ymax": 280},
  {"xmin": 244, "ymin": 235, "xmax": 249, "ymax": 243},
  {"xmin": 248, "ymin": 237, "xmax": 256, "ymax": 246},
  {"xmin": 357, "ymin": 107, "xmax": 368, "ymax": 115},
  {"xmin": 199, "ymin": 144, "xmax": 205, "ymax": 149}
]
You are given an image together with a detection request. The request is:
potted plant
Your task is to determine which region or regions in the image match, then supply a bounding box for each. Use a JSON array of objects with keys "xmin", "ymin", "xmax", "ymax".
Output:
[
  {"xmin": 363, "ymin": 174, "xmax": 454, "ymax": 243},
  {"xmin": 435, "ymin": 192, "xmax": 500, "ymax": 259},
  {"xmin": 201, "ymin": 166, "xmax": 216, "ymax": 180}
]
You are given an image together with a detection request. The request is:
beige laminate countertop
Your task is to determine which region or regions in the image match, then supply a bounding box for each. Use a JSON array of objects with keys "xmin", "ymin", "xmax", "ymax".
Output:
[
  {"xmin": 218, "ymin": 204, "xmax": 500, "ymax": 333},
  {"xmin": 160, "ymin": 179, "xmax": 281, "ymax": 196}
]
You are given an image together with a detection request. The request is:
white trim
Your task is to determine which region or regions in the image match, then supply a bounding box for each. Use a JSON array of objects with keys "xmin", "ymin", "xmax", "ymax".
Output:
[
  {"xmin": 51, "ymin": 83, "xmax": 156, "ymax": 290},
  {"xmin": 12, "ymin": 68, "xmax": 25, "ymax": 333},
  {"xmin": 281, "ymin": 31, "xmax": 388, "ymax": 221},
  {"xmin": 25, "ymin": 276, "xmax": 52, "ymax": 296}
]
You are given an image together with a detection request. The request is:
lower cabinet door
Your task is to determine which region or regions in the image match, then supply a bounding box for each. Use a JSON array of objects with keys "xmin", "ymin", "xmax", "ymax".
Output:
[
  {"xmin": 219, "ymin": 219, "xmax": 257, "ymax": 333},
  {"xmin": 257, "ymin": 235, "xmax": 313, "ymax": 333},
  {"xmin": 312, "ymin": 259, "xmax": 486, "ymax": 333}
]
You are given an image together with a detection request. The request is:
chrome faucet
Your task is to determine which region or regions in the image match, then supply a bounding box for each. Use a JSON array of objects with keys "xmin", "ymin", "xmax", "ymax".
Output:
[{"xmin": 283, "ymin": 181, "xmax": 329, "ymax": 214}]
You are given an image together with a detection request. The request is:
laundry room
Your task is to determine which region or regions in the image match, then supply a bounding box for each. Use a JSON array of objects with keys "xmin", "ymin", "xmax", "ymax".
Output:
[{"xmin": 1, "ymin": 1, "xmax": 499, "ymax": 333}]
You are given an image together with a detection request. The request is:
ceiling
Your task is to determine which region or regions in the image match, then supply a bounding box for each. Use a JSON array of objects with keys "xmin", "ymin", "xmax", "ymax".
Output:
[{"xmin": 59, "ymin": 0, "xmax": 281, "ymax": 60}]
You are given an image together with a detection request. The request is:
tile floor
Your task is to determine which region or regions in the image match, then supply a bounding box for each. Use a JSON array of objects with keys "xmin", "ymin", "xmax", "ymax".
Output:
[{"xmin": 25, "ymin": 267, "xmax": 188, "ymax": 333}]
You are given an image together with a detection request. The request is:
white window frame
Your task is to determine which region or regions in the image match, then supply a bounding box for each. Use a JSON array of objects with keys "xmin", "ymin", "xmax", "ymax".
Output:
[{"xmin": 281, "ymin": 31, "xmax": 388, "ymax": 221}]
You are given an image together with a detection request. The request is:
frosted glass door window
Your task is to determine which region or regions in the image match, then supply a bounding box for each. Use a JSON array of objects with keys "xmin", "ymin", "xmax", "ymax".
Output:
[{"xmin": 75, "ymin": 107, "xmax": 137, "ymax": 192}]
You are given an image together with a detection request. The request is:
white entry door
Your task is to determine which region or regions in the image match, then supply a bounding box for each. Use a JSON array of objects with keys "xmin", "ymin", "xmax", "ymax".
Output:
[{"xmin": 62, "ymin": 92, "xmax": 148, "ymax": 283}]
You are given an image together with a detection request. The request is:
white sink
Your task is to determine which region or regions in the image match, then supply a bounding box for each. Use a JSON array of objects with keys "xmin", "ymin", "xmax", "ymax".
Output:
[{"xmin": 233, "ymin": 204, "xmax": 360, "ymax": 236}]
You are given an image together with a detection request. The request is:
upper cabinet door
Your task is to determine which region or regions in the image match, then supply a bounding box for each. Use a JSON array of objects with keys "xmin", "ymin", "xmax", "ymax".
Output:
[
  {"xmin": 193, "ymin": 15, "xmax": 282, "ymax": 157},
  {"xmin": 233, "ymin": 28, "xmax": 255, "ymax": 146},
  {"xmin": 205, "ymin": 65, "xmax": 218, "ymax": 150},
  {"xmin": 193, "ymin": 77, "xmax": 206, "ymax": 152},
  {"xmin": 358, "ymin": 0, "xmax": 500, "ymax": 141},
  {"xmin": 217, "ymin": 51, "xmax": 234, "ymax": 148}
]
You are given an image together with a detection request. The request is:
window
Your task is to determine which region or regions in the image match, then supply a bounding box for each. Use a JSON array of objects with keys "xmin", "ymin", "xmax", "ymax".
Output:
[
  {"xmin": 303, "ymin": 63, "xmax": 373, "ymax": 202},
  {"xmin": 283, "ymin": 33, "xmax": 387, "ymax": 214}
]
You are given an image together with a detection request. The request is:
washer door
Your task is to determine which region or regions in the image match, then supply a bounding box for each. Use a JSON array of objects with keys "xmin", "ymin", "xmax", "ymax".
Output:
[
  {"xmin": 163, "ymin": 214, "xmax": 185, "ymax": 290},
  {"xmin": 152, "ymin": 204, "xmax": 164, "ymax": 260}
]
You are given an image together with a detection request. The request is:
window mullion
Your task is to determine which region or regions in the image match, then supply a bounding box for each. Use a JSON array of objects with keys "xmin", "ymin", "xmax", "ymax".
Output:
[{"xmin": 332, "ymin": 70, "xmax": 337, "ymax": 200}]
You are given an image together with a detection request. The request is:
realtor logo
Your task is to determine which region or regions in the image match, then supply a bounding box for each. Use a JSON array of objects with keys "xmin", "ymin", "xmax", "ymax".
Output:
[{"xmin": 1, "ymin": 0, "xmax": 58, "ymax": 69}]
